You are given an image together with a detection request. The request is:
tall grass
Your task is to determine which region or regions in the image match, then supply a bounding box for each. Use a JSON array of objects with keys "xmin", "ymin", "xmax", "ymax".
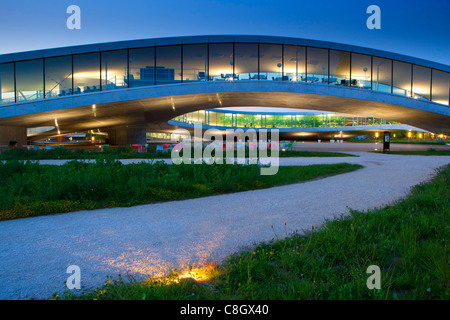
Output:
[
  {"xmin": 0, "ymin": 159, "xmax": 361, "ymax": 221},
  {"xmin": 0, "ymin": 146, "xmax": 356, "ymax": 160}
]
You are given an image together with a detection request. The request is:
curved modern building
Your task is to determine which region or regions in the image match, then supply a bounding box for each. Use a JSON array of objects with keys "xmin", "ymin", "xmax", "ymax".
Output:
[{"xmin": 0, "ymin": 35, "xmax": 449, "ymax": 145}]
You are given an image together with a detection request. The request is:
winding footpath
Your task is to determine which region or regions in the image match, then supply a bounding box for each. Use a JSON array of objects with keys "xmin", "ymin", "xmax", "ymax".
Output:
[{"xmin": 0, "ymin": 152, "xmax": 449, "ymax": 299}]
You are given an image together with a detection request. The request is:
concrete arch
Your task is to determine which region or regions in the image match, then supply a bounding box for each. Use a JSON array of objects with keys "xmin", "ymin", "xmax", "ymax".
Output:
[{"xmin": 1, "ymin": 80, "xmax": 449, "ymax": 125}]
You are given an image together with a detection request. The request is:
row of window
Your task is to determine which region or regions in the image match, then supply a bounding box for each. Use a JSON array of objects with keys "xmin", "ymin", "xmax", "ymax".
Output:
[
  {"xmin": 0, "ymin": 43, "xmax": 449, "ymax": 105},
  {"xmin": 172, "ymin": 110, "xmax": 400, "ymax": 129}
]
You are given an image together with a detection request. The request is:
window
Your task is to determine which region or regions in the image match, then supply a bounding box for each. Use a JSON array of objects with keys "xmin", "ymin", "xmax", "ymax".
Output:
[
  {"xmin": 16, "ymin": 59, "xmax": 43, "ymax": 102},
  {"xmin": 45, "ymin": 56, "xmax": 72, "ymax": 98},
  {"xmin": 307, "ymin": 47, "xmax": 328, "ymax": 84},
  {"xmin": 330, "ymin": 50, "xmax": 350, "ymax": 86},
  {"xmin": 412, "ymin": 65, "xmax": 431, "ymax": 101},
  {"xmin": 284, "ymin": 45, "xmax": 306, "ymax": 82},
  {"xmin": 73, "ymin": 53, "xmax": 100, "ymax": 94},
  {"xmin": 183, "ymin": 44, "xmax": 208, "ymax": 82},
  {"xmin": 0, "ymin": 63, "xmax": 15, "ymax": 104},
  {"xmin": 101, "ymin": 50, "xmax": 127, "ymax": 91},
  {"xmin": 129, "ymin": 47, "xmax": 155, "ymax": 87},
  {"xmin": 234, "ymin": 43, "xmax": 258, "ymax": 80},
  {"xmin": 351, "ymin": 53, "xmax": 371, "ymax": 88},
  {"xmin": 209, "ymin": 43, "xmax": 234, "ymax": 81},
  {"xmin": 155, "ymin": 46, "xmax": 182, "ymax": 85},
  {"xmin": 431, "ymin": 70, "xmax": 450, "ymax": 105},
  {"xmin": 393, "ymin": 61, "xmax": 411, "ymax": 97},
  {"xmin": 259, "ymin": 44, "xmax": 282, "ymax": 81},
  {"xmin": 372, "ymin": 57, "xmax": 392, "ymax": 93}
]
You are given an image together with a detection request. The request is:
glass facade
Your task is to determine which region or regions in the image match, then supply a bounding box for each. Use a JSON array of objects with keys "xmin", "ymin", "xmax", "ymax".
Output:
[
  {"xmin": 393, "ymin": 61, "xmax": 412, "ymax": 97},
  {"xmin": 0, "ymin": 63, "xmax": 15, "ymax": 104},
  {"xmin": 307, "ymin": 47, "xmax": 328, "ymax": 84},
  {"xmin": 284, "ymin": 45, "xmax": 305, "ymax": 82},
  {"xmin": 16, "ymin": 59, "xmax": 43, "ymax": 102},
  {"xmin": 1, "ymin": 40, "xmax": 448, "ymax": 106},
  {"xmin": 73, "ymin": 53, "xmax": 100, "ymax": 94},
  {"xmin": 183, "ymin": 44, "xmax": 207, "ymax": 82},
  {"xmin": 351, "ymin": 53, "xmax": 371, "ymax": 88},
  {"xmin": 234, "ymin": 43, "xmax": 258, "ymax": 80},
  {"xmin": 330, "ymin": 50, "xmax": 350, "ymax": 86},
  {"xmin": 432, "ymin": 70, "xmax": 450, "ymax": 105},
  {"xmin": 209, "ymin": 43, "xmax": 234, "ymax": 80},
  {"xmin": 372, "ymin": 57, "xmax": 391, "ymax": 93},
  {"xmin": 45, "ymin": 56, "xmax": 72, "ymax": 98},
  {"xmin": 155, "ymin": 45, "xmax": 181, "ymax": 85},
  {"xmin": 412, "ymin": 65, "xmax": 431, "ymax": 100},
  {"xmin": 101, "ymin": 50, "xmax": 127, "ymax": 91},
  {"xmin": 129, "ymin": 47, "xmax": 155, "ymax": 87},
  {"xmin": 172, "ymin": 110, "xmax": 401, "ymax": 129},
  {"xmin": 259, "ymin": 44, "xmax": 283, "ymax": 81}
]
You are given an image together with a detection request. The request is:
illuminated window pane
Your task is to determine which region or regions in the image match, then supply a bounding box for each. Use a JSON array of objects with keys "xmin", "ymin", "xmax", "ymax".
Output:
[
  {"xmin": 101, "ymin": 50, "xmax": 127, "ymax": 91},
  {"xmin": 0, "ymin": 63, "xmax": 15, "ymax": 104},
  {"xmin": 412, "ymin": 65, "xmax": 431, "ymax": 101},
  {"xmin": 393, "ymin": 61, "xmax": 411, "ymax": 97},
  {"xmin": 155, "ymin": 45, "xmax": 182, "ymax": 85},
  {"xmin": 330, "ymin": 50, "xmax": 350, "ymax": 86},
  {"xmin": 234, "ymin": 43, "xmax": 258, "ymax": 80},
  {"xmin": 265, "ymin": 115, "xmax": 275, "ymax": 128},
  {"xmin": 198, "ymin": 110, "xmax": 206, "ymax": 124},
  {"xmin": 259, "ymin": 44, "xmax": 282, "ymax": 81},
  {"xmin": 73, "ymin": 53, "xmax": 100, "ymax": 94},
  {"xmin": 431, "ymin": 70, "xmax": 450, "ymax": 105},
  {"xmin": 284, "ymin": 45, "xmax": 305, "ymax": 82},
  {"xmin": 16, "ymin": 59, "xmax": 43, "ymax": 102},
  {"xmin": 372, "ymin": 57, "xmax": 391, "ymax": 93},
  {"xmin": 129, "ymin": 47, "xmax": 155, "ymax": 87},
  {"xmin": 307, "ymin": 47, "xmax": 328, "ymax": 84},
  {"xmin": 209, "ymin": 43, "xmax": 234, "ymax": 81},
  {"xmin": 45, "ymin": 56, "xmax": 72, "ymax": 98},
  {"xmin": 351, "ymin": 53, "xmax": 371, "ymax": 88},
  {"xmin": 209, "ymin": 111, "xmax": 217, "ymax": 126},
  {"xmin": 183, "ymin": 44, "xmax": 207, "ymax": 82},
  {"xmin": 304, "ymin": 115, "xmax": 314, "ymax": 127},
  {"xmin": 295, "ymin": 115, "xmax": 305, "ymax": 128}
]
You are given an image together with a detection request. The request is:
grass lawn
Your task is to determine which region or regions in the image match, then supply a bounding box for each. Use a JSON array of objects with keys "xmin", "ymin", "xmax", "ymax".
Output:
[
  {"xmin": 56, "ymin": 165, "xmax": 449, "ymax": 300},
  {"xmin": 0, "ymin": 146, "xmax": 356, "ymax": 160},
  {"xmin": 0, "ymin": 159, "xmax": 361, "ymax": 221},
  {"xmin": 372, "ymin": 149, "xmax": 450, "ymax": 156}
]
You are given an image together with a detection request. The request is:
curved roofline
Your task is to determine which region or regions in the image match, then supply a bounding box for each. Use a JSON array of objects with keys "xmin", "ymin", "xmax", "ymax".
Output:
[{"xmin": 0, "ymin": 34, "xmax": 449, "ymax": 72}]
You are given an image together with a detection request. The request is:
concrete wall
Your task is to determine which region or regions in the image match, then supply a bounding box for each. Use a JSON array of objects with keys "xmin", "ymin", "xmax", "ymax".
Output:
[
  {"xmin": 106, "ymin": 125, "xmax": 147, "ymax": 146},
  {"xmin": 1, "ymin": 81, "xmax": 449, "ymax": 135},
  {"xmin": 0, "ymin": 126, "xmax": 27, "ymax": 146}
]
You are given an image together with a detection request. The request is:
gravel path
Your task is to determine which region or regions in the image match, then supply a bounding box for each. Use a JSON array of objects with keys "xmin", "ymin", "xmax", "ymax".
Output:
[{"xmin": 0, "ymin": 152, "xmax": 448, "ymax": 299}]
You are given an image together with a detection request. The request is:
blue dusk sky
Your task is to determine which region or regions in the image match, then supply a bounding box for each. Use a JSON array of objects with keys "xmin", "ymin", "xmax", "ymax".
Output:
[{"xmin": 0, "ymin": 0, "xmax": 449, "ymax": 66}]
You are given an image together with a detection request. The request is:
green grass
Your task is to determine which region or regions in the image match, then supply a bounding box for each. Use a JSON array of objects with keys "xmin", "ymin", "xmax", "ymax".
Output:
[
  {"xmin": 372, "ymin": 148, "xmax": 450, "ymax": 156},
  {"xmin": 346, "ymin": 138, "xmax": 446, "ymax": 145},
  {"xmin": 0, "ymin": 146, "xmax": 356, "ymax": 160},
  {"xmin": 57, "ymin": 165, "xmax": 449, "ymax": 300},
  {"xmin": 0, "ymin": 159, "xmax": 361, "ymax": 221},
  {"xmin": 277, "ymin": 150, "xmax": 356, "ymax": 157}
]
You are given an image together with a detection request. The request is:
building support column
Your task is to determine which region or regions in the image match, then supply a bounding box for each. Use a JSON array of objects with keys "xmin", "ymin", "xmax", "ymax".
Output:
[
  {"xmin": 106, "ymin": 124, "xmax": 147, "ymax": 146},
  {"xmin": 0, "ymin": 125, "xmax": 27, "ymax": 146}
]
